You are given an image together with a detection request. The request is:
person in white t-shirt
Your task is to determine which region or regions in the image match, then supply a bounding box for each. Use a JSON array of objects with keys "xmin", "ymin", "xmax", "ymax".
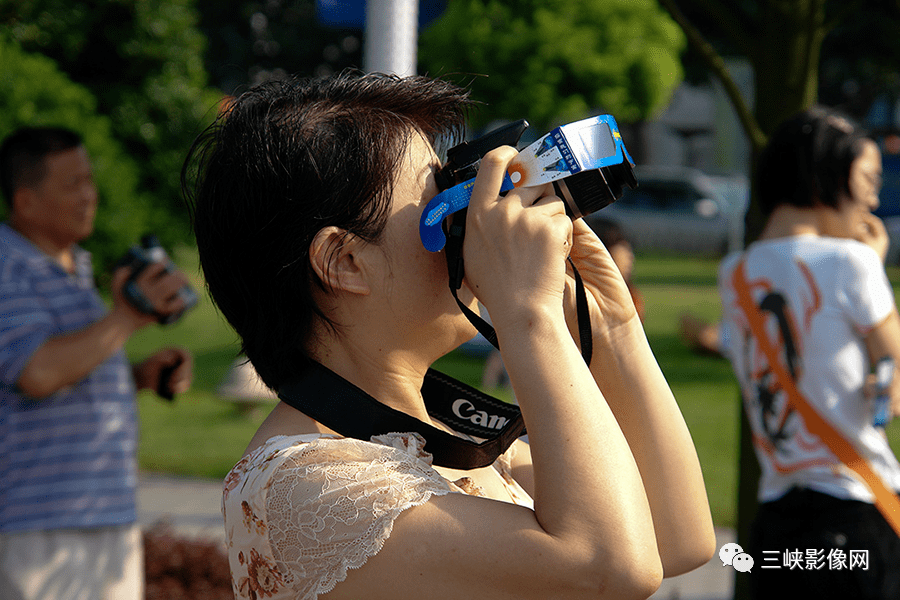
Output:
[{"xmin": 719, "ymin": 106, "xmax": 900, "ymax": 599}]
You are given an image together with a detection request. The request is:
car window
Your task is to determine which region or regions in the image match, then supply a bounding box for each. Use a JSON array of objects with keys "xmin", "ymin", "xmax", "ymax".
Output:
[{"xmin": 617, "ymin": 180, "xmax": 705, "ymax": 213}]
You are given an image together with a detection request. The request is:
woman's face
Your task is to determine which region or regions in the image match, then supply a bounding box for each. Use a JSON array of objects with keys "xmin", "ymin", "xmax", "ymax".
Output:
[
  {"xmin": 370, "ymin": 131, "xmax": 477, "ymax": 349},
  {"xmin": 822, "ymin": 139, "xmax": 883, "ymax": 239}
]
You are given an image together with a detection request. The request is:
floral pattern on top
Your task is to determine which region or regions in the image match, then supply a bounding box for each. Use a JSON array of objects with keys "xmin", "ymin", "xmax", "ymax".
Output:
[{"xmin": 222, "ymin": 432, "xmax": 532, "ymax": 600}]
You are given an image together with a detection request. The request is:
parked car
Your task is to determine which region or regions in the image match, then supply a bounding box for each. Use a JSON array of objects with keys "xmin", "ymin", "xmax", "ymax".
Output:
[{"xmin": 585, "ymin": 165, "xmax": 748, "ymax": 256}]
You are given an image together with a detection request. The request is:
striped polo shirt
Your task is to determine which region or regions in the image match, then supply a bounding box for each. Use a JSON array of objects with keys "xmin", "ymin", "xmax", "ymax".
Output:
[{"xmin": 0, "ymin": 223, "xmax": 138, "ymax": 532}]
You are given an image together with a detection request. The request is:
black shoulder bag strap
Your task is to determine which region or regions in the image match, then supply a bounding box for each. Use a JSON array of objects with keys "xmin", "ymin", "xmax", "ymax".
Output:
[{"xmin": 278, "ymin": 361, "xmax": 526, "ymax": 470}]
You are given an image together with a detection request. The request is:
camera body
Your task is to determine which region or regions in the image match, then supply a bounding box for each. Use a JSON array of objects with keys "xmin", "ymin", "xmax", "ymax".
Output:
[
  {"xmin": 116, "ymin": 235, "xmax": 198, "ymax": 325},
  {"xmin": 420, "ymin": 115, "xmax": 637, "ymax": 252}
]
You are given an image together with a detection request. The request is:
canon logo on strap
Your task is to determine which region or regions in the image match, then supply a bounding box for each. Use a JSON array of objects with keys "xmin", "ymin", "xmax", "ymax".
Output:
[{"xmin": 452, "ymin": 399, "xmax": 509, "ymax": 430}]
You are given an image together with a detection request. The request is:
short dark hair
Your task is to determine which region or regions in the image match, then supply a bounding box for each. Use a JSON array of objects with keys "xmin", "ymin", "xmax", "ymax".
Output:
[
  {"xmin": 184, "ymin": 71, "xmax": 471, "ymax": 390},
  {"xmin": 0, "ymin": 127, "xmax": 83, "ymax": 207},
  {"xmin": 757, "ymin": 106, "xmax": 871, "ymax": 216}
]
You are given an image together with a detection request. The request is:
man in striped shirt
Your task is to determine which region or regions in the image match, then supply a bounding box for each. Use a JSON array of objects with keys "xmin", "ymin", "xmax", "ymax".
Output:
[{"xmin": 0, "ymin": 127, "xmax": 193, "ymax": 600}]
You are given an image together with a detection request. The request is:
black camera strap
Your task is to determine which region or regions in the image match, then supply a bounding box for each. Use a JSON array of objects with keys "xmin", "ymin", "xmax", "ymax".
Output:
[
  {"xmin": 278, "ymin": 361, "xmax": 526, "ymax": 470},
  {"xmin": 445, "ymin": 208, "xmax": 593, "ymax": 366}
]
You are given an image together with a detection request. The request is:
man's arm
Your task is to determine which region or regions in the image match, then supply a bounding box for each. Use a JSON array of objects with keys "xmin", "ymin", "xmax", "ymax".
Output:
[{"xmin": 16, "ymin": 263, "xmax": 188, "ymax": 398}]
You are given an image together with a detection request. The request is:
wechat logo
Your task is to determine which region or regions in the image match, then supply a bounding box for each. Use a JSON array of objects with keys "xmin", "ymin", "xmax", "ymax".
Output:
[{"xmin": 720, "ymin": 542, "xmax": 754, "ymax": 573}]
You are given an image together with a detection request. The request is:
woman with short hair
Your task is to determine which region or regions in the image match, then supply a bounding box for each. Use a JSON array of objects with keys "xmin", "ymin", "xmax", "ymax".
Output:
[{"xmin": 185, "ymin": 71, "xmax": 715, "ymax": 600}]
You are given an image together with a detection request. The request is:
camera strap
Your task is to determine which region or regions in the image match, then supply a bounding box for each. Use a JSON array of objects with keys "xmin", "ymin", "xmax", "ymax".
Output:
[
  {"xmin": 444, "ymin": 208, "xmax": 593, "ymax": 366},
  {"xmin": 278, "ymin": 361, "xmax": 526, "ymax": 470}
]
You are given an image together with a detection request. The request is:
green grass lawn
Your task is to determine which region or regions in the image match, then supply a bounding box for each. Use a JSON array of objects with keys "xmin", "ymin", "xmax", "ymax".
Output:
[
  {"xmin": 127, "ymin": 247, "xmax": 900, "ymax": 530},
  {"xmin": 634, "ymin": 254, "xmax": 740, "ymax": 526}
]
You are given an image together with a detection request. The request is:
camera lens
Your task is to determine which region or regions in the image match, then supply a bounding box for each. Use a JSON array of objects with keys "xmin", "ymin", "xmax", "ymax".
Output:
[
  {"xmin": 553, "ymin": 162, "xmax": 637, "ymax": 220},
  {"xmin": 601, "ymin": 162, "xmax": 638, "ymax": 199}
]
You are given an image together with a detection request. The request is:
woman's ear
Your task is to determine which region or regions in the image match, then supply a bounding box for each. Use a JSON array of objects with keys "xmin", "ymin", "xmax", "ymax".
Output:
[{"xmin": 309, "ymin": 226, "xmax": 371, "ymax": 295}]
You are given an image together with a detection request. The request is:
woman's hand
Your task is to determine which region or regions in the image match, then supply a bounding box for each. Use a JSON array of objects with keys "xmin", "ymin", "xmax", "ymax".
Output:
[
  {"xmin": 462, "ymin": 146, "xmax": 573, "ymax": 324},
  {"xmin": 563, "ymin": 219, "xmax": 641, "ymax": 344},
  {"xmin": 857, "ymin": 212, "xmax": 890, "ymax": 263}
]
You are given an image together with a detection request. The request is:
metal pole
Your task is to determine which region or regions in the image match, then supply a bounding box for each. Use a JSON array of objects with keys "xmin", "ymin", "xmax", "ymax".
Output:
[{"xmin": 364, "ymin": 0, "xmax": 419, "ymax": 77}]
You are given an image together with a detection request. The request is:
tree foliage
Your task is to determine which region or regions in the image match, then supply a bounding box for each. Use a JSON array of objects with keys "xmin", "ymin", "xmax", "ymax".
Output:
[
  {"xmin": 195, "ymin": 0, "xmax": 363, "ymax": 94},
  {"xmin": 817, "ymin": 2, "xmax": 900, "ymax": 119},
  {"xmin": 0, "ymin": 35, "xmax": 153, "ymax": 270},
  {"xmin": 0, "ymin": 0, "xmax": 224, "ymax": 248},
  {"xmin": 418, "ymin": 0, "xmax": 686, "ymax": 132}
]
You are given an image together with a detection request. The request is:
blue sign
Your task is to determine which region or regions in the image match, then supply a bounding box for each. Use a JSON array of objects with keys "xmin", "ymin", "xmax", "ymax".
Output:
[{"xmin": 316, "ymin": 0, "xmax": 447, "ymax": 29}]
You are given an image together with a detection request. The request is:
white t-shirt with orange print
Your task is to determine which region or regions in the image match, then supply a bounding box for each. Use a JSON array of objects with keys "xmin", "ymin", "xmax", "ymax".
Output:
[{"xmin": 719, "ymin": 234, "xmax": 900, "ymax": 503}]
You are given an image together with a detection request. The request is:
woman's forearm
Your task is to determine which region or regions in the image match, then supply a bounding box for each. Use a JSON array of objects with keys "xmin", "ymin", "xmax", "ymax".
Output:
[
  {"xmin": 496, "ymin": 306, "xmax": 663, "ymax": 584},
  {"xmin": 589, "ymin": 320, "xmax": 716, "ymax": 576}
]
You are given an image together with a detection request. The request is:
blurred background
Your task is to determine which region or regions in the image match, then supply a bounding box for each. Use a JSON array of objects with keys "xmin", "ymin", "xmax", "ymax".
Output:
[
  {"xmin": 3, "ymin": 2, "xmax": 900, "ymax": 597},
  {"xmin": 3, "ymin": 0, "xmax": 900, "ymax": 265}
]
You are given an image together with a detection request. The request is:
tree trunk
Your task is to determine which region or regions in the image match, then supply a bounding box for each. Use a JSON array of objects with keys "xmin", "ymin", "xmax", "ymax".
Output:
[
  {"xmin": 744, "ymin": 0, "xmax": 827, "ymax": 241},
  {"xmin": 738, "ymin": 4, "xmax": 829, "ymax": 598}
]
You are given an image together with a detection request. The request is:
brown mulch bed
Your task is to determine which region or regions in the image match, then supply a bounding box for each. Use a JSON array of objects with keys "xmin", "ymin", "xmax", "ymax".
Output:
[{"xmin": 143, "ymin": 523, "xmax": 234, "ymax": 600}]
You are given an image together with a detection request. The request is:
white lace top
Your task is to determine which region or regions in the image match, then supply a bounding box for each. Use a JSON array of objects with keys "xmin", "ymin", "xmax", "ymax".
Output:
[{"xmin": 222, "ymin": 432, "xmax": 533, "ymax": 600}]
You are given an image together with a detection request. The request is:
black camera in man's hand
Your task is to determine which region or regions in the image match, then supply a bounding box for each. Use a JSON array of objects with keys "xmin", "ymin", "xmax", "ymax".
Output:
[{"xmin": 116, "ymin": 235, "xmax": 198, "ymax": 325}]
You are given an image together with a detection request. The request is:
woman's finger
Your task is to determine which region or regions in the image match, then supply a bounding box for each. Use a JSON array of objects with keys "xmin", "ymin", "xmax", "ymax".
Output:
[{"xmin": 468, "ymin": 146, "xmax": 519, "ymax": 210}]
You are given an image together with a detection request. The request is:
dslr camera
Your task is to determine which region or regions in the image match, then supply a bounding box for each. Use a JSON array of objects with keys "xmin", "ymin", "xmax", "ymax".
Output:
[
  {"xmin": 116, "ymin": 235, "xmax": 198, "ymax": 325},
  {"xmin": 419, "ymin": 115, "xmax": 638, "ymax": 252}
]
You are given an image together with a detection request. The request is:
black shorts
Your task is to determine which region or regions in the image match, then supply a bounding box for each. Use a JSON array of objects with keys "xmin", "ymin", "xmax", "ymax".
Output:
[{"xmin": 749, "ymin": 488, "xmax": 900, "ymax": 600}]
